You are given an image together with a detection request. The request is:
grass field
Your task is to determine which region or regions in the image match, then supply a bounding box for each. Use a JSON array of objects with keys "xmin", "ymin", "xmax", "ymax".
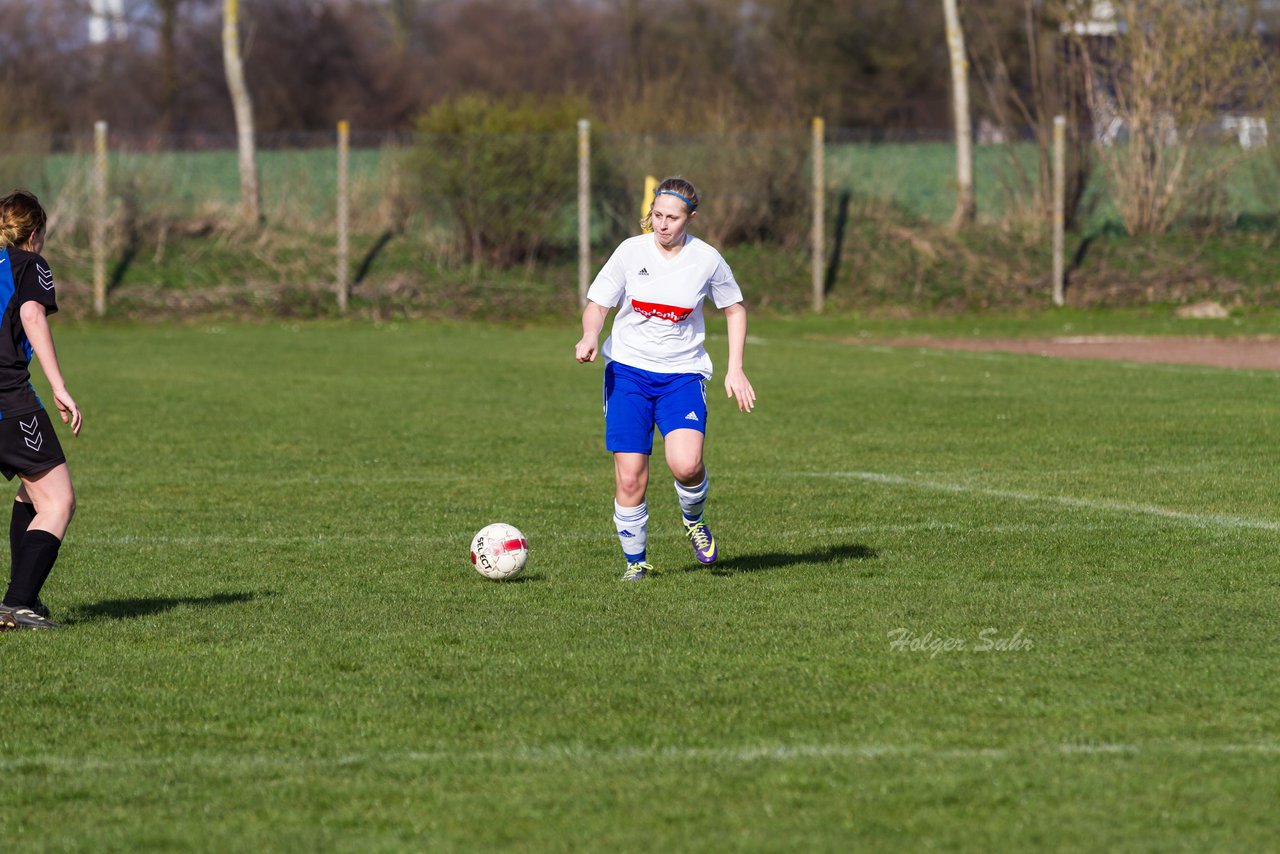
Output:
[{"xmin": 3, "ymin": 316, "xmax": 1279, "ymax": 850}]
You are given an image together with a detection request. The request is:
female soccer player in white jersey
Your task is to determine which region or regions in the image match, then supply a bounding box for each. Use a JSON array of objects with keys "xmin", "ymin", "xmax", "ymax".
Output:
[{"xmin": 575, "ymin": 177, "xmax": 755, "ymax": 580}]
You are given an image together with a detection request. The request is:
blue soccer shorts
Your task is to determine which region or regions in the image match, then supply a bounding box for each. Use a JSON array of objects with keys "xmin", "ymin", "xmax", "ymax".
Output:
[{"xmin": 603, "ymin": 361, "xmax": 707, "ymax": 454}]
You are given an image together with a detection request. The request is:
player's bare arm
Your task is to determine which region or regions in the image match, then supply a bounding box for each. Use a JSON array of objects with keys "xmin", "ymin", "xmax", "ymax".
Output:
[
  {"xmin": 723, "ymin": 302, "xmax": 755, "ymax": 413},
  {"xmin": 19, "ymin": 301, "xmax": 81, "ymax": 435},
  {"xmin": 575, "ymin": 300, "xmax": 610, "ymax": 363}
]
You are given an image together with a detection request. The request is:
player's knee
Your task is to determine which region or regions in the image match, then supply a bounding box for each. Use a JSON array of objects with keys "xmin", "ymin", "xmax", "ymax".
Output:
[
  {"xmin": 42, "ymin": 492, "xmax": 75, "ymax": 528},
  {"xmin": 669, "ymin": 459, "xmax": 704, "ymax": 485},
  {"xmin": 616, "ymin": 471, "xmax": 646, "ymax": 497}
]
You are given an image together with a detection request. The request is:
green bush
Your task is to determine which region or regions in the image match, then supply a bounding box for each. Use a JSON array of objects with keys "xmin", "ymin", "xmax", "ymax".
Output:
[
  {"xmin": 410, "ymin": 94, "xmax": 587, "ymax": 266},
  {"xmin": 594, "ymin": 128, "xmax": 811, "ymax": 251}
]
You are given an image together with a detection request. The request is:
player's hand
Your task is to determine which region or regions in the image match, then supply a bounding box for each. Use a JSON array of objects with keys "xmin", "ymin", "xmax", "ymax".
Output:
[
  {"xmin": 53, "ymin": 387, "xmax": 82, "ymax": 436},
  {"xmin": 575, "ymin": 337, "xmax": 598, "ymax": 363},
  {"xmin": 724, "ymin": 368, "xmax": 755, "ymax": 413}
]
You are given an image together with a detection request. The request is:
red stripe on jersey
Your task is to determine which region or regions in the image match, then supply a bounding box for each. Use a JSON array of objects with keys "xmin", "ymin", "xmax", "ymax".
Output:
[{"xmin": 631, "ymin": 299, "xmax": 693, "ymax": 323}]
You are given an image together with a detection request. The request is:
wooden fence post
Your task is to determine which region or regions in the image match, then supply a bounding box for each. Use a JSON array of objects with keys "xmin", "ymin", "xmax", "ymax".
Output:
[
  {"xmin": 1052, "ymin": 115, "xmax": 1066, "ymax": 307},
  {"xmin": 93, "ymin": 120, "xmax": 108, "ymax": 317},
  {"xmin": 337, "ymin": 119, "xmax": 350, "ymax": 314},
  {"xmin": 641, "ymin": 175, "xmax": 657, "ymax": 233},
  {"xmin": 578, "ymin": 119, "xmax": 590, "ymax": 307},
  {"xmin": 811, "ymin": 116, "xmax": 825, "ymax": 313}
]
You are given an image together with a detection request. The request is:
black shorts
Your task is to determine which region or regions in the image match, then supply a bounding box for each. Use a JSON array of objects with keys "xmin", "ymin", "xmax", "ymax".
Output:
[{"xmin": 0, "ymin": 409, "xmax": 66, "ymax": 481}]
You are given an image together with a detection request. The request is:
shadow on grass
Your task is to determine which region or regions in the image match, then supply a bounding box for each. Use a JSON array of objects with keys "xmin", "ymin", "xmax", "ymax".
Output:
[
  {"xmin": 486, "ymin": 573, "xmax": 544, "ymax": 584},
  {"xmin": 69, "ymin": 591, "xmax": 270, "ymax": 623},
  {"xmin": 352, "ymin": 229, "xmax": 399, "ymax": 286},
  {"xmin": 107, "ymin": 242, "xmax": 139, "ymax": 294},
  {"xmin": 708, "ymin": 543, "xmax": 878, "ymax": 576}
]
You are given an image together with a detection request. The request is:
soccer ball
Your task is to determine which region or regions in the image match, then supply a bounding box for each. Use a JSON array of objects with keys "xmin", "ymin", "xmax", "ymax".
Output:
[{"xmin": 469, "ymin": 523, "xmax": 529, "ymax": 580}]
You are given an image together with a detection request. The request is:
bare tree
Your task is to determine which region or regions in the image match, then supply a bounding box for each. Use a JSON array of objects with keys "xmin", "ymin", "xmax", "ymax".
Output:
[
  {"xmin": 968, "ymin": 0, "xmax": 1093, "ymax": 230},
  {"xmin": 1071, "ymin": 0, "xmax": 1271, "ymax": 234},
  {"xmin": 223, "ymin": 0, "xmax": 260, "ymax": 223},
  {"xmin": 0, "ymin": 0, "xmax": 1034, "ymax": 139},
  {"xmin": 156, "ymin": 0, "xmax": 183, "ymax": 135},
  {"xmin": 381, "ymin": 0, "xmax": 418, "ymax": 54},
  {"xmin": 943, "ymin": 0, "xmax": 975, "ymax": 227}
]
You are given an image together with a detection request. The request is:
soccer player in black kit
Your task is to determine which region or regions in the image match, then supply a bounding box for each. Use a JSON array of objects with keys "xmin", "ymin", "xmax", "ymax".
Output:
[{"xmin": 0, "ymin": 190, "xmax": 81, "ymax": 631}]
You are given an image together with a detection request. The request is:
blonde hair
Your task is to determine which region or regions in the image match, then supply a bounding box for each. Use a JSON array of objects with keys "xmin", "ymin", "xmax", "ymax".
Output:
[
  {"xmin": 0, "ymin": 189, "xmax": 47, "ymax": 249},
  {"xmin": 641, "ymin": 176, "xmax": 699, "ymax": 232}
]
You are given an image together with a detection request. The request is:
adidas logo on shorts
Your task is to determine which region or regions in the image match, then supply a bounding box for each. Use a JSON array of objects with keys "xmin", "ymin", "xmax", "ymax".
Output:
[{"xmin": 685, "ymin": 411, "xmax": 699, "ymax": 422}]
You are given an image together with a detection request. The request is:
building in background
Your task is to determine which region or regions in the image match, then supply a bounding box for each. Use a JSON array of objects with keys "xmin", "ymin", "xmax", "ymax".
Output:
[{"xmin": 88, "ymin": 0, "xmax": 129, "ymax": 44}]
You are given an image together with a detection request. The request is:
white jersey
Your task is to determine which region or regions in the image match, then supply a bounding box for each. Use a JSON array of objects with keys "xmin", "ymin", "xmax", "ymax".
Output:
[{"xmin": 586, "ymin": 234, "xmax": 743, "ymax": 378}]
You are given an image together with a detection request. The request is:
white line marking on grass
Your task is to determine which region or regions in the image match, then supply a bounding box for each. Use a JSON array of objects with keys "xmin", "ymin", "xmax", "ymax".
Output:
[
  {"xmin": 75, "ymin": 533, "xmax": 465, "ymax": 547},
  {"xmin": 767, "ymin": 522, "xmax": 1117, "ymax": 536},
  {"xmin": 3, "ymin": 741, "xmax": 1278, "ymax": 774},
  {"xmin": 807, "ymin": 471, "xmax": 1280, "ymax": 531},
  {"xmin": 77, "ymin": 519, "xmax": 1127, "ymax": 548}
]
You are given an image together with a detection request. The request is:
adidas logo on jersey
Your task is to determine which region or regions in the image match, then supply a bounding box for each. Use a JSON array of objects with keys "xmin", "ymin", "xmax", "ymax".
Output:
[
  {"xmin": 685, "ymin": 411, "xmax": 700, "ymax": 422},
  {"xmin": 638, "ymin": 267, "xmax": 649, "ymax": 276}
]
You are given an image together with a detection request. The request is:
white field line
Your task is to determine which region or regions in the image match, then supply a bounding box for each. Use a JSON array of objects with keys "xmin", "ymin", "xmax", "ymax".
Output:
[
  {"xmin": 74, "ymin": 522, "xmax": 1117, "ymax": 547},
  {"xmin": 72, "ymin": 468, "xmax": 1273, "ymax": 547},
  {"xmin": 807, "ymin": 470, "xmax": 1280, "ymax": 531},
  {"xmin": 2, "ymin": 741, "xmax": 1277, "ymax": 774},
  {"xmin": 72, "ymin": 533, "xmax": 469, "ymax": 547}
]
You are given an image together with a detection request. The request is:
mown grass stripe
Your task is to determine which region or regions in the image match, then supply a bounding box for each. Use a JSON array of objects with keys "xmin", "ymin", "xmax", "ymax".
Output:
[{"xmin": 3, "ymin": 740, "xmax": 1278, "ymax": 774}]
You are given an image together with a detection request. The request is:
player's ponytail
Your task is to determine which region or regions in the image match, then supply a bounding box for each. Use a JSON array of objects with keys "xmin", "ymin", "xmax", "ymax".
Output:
[
  {"xmin": 0, "ymin": 189, "xmax": 48, "ymax": 250},
  {"xmin": 641, "ymin": 177, "xmax": 700, "ymax": 232}
]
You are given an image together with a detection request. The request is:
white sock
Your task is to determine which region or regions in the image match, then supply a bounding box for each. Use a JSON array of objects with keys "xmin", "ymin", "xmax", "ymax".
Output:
[
  {"xmin": 613, "ymin": 500, "xmax": 648, "ymax": 562},
  {"xmin": 675, "ymin": 474, "xmax": 709, "ymax": 523}
]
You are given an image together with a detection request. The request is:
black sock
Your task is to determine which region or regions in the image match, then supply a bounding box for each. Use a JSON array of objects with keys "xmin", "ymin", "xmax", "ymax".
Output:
[
  {"xmin": 9, "ymin": 500, "xmax": 37, "ymax": 583},
  {"xmin": 3, "ymin": 530, "xmax": 61, "ymax": 608}
]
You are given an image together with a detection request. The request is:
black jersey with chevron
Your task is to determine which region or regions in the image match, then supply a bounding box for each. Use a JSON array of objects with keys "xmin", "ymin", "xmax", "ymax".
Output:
[{"xmin": 0, "ymin": 248, "xmax": 58, "ymax": 420}]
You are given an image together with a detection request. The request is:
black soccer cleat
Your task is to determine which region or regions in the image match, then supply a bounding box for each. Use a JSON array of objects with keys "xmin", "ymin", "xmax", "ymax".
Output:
[{"xmin": 0, "ymin": 604, "xmax": 61, "ymax": 630}]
